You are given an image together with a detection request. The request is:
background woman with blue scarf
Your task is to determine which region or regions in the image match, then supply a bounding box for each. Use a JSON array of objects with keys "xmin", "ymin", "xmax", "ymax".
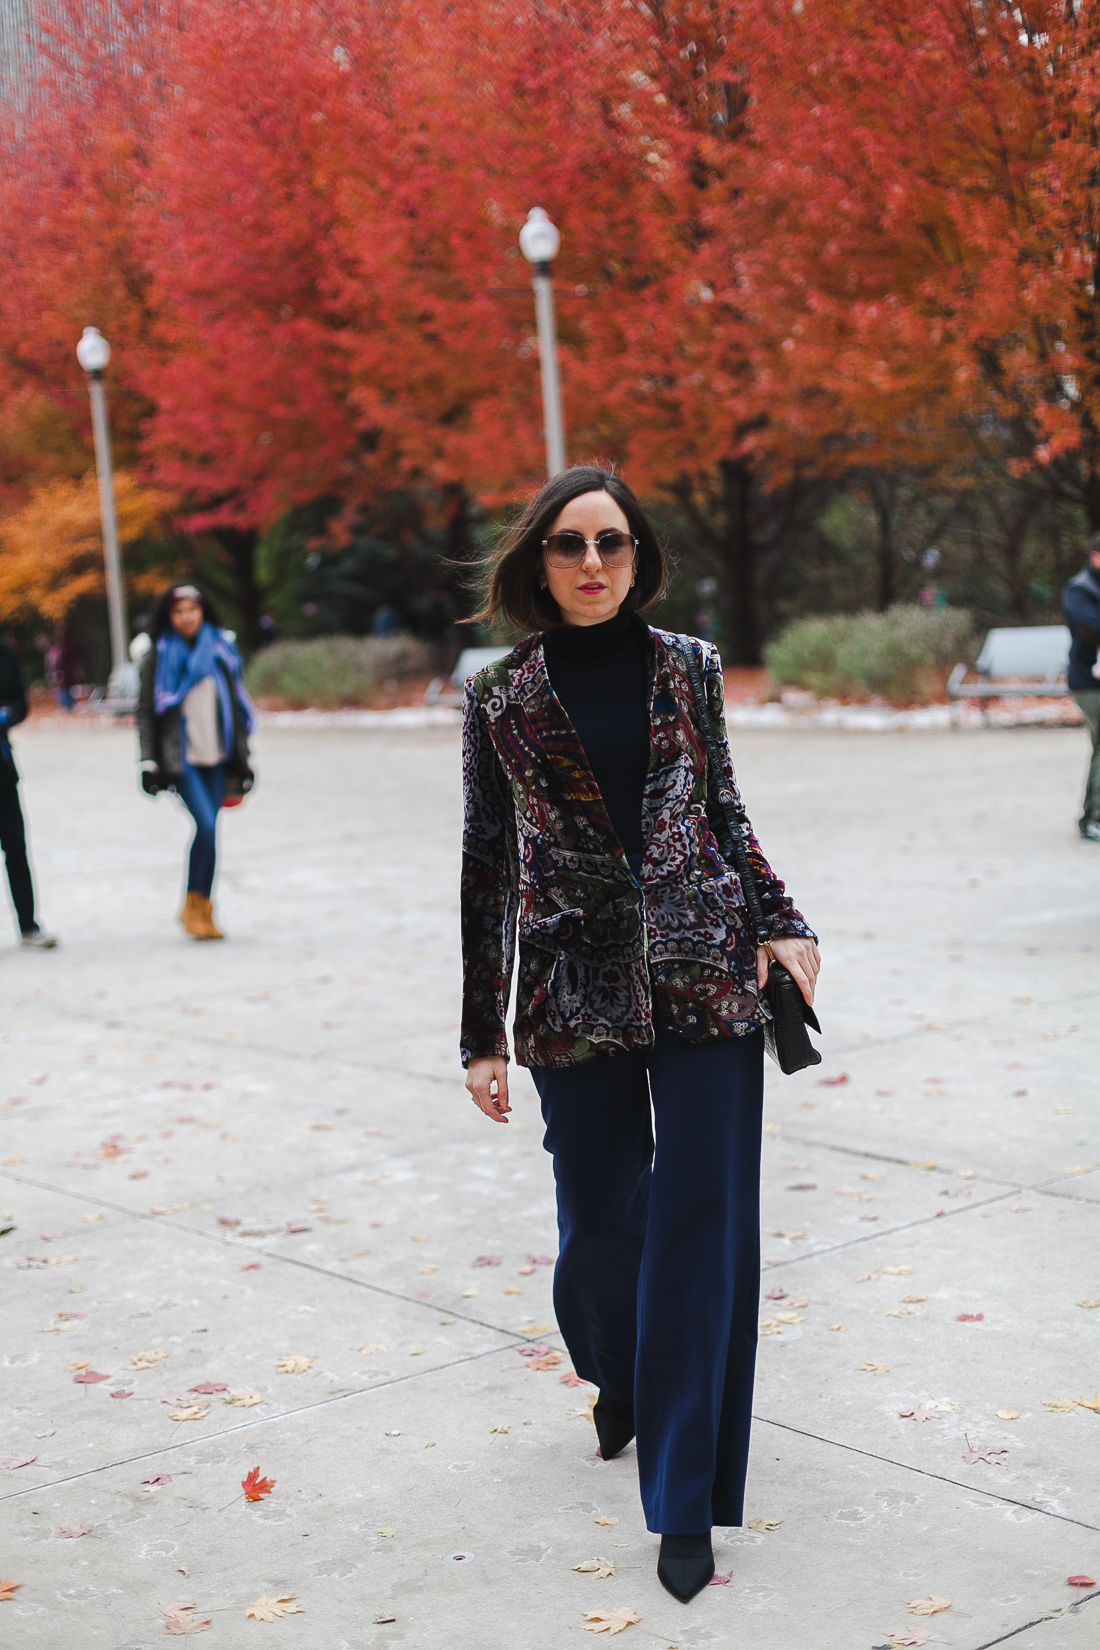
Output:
[{"xmin": 136, "ymin": 584, "xmax": 255, "ymax": 940}]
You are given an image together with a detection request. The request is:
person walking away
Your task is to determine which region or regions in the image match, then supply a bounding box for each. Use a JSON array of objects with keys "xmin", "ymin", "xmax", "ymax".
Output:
[
  {"xmin": 1063, "ymin": 533, "xmax": 1100, "ymax": 842},
  {"xmin": 136, "ymin": 584, "xmax": 255, "ymax": 939},
  {"xmin": 0, "ymin": 635, "xmax": 57, "ymax": 948},
  {"xmin": 460, "ymin": 466, "xmax": 820, "ymax": 1604}
]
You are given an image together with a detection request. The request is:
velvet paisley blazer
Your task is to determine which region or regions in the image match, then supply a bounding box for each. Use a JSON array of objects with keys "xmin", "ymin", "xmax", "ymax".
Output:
[{"xmin": 460, "ymin": 624, "xmax": 814, "ymax": 1070}]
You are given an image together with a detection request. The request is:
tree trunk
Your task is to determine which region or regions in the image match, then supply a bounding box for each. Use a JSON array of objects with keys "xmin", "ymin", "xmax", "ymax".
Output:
[
  {"xmin": 443, "ymin": 482, "xmax": 476, "ymax": 622},
  {"xmin": 212, "ymin": 527, "xmax": 262, "ymax": 653},
  {"xmin": 719, "ymin": 458, "xmax": 762, "ymax": 665},
  {"xmin": 871, "ymin": 484, "xmax": 897, "ymax": 611},
  {"xmin": 1084, "ymin": 465, "xmax": 1100, "ymax": 533}
]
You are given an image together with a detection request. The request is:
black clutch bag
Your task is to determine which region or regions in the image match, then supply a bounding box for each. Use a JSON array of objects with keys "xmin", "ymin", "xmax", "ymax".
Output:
[{"xmin": 677, "ymin": 637, "xmax": 821, "ymax": 1074}]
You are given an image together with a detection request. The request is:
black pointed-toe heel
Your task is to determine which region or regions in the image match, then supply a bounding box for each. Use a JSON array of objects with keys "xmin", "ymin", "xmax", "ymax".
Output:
[
  {"xmin": 657, "ymin": 1532, "xmax": 714, "ymax": 1603},
  {"xmin": 592, "ymin": 1394, "xmax": 635, "ymax": 1460}
]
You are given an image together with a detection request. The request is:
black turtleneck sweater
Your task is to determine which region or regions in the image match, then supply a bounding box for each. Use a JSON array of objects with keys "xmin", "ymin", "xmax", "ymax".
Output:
[{"xmin": 542, "ymin": 610, "xmax": 651, "ymax": 856}]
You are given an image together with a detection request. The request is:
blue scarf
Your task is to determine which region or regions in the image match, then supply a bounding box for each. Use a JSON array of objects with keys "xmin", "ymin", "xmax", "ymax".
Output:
[{"xmin": 154, "ymin": 624, "xmax": 255, "ymax": 753}]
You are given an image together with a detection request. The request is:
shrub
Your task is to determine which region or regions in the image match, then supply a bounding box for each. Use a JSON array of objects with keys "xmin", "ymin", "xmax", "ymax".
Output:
[
  {"xmin": 244, "ymin": 634, "xmax": 433, "ymax": 709},
  {"xmin": 764, "ymin": 605, "xmax": 976, "ymax": 703}
]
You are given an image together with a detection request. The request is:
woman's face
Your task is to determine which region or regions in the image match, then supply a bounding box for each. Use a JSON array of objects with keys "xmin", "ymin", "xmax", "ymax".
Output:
[
  {"xmin": 169, "ymin": 597, "xmax": 204, "ymax": 641},
  {"xmin": 541, "ymin": 490, "xmax": 635, "ymax": 628}
]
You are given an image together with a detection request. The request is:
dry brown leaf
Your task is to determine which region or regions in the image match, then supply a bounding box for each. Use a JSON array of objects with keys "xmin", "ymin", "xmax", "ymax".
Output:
[
  {"xmin": 593, "ymin": 1515, "xmax": 620, "ymax": 1526},
  {"xmin": 773, "ymin": 1228, "xmax": 806, "ymax": 1240},
  {"xmin": 882, "ymin": 1266, "xmax": 914, "ymax": 1276},
  {"xmin": 417, "ymin": 1264, "xmax": 438, "ymax": 1274},
  {"xmin": 1077, "ymin": 1298, "xmax": 1100, "ymax": 1310},
  {"xmin": 244, "ymin": 1595, "xmax": 303, "ymax": 1622},
  {"xmin": 828, "ymin": 1323, "xmax": 848, "ymax": 1332},
  {"xmin": 573, "ymin": 1556, "xmax": 617, "ymax": 1578},
  {"xmin": 907, "ymin": 1596, "xmax": 951, "ymax": 1616},
  {"xmin": 223, "ymin": 1389, "xmax": 264, "ymax": 1408},
  {"xmin": 526, "ymin": 1352, "xmax": 563, "ymax": 1370},
  {"xmin": 581, "ymin": 1606, "xmax": 642, "ymax": 1635},
  {"xmin": 489, "ymin": 1424, "xmax": 510, "ymax": 1434},
  {"xmin": 276, "ymin": 1356, "xmax": 312, "ymax": 1374},
  {"xmin": 164, "ymin": 1611, "xmax": 212, "ymax": 1635},
  {"xmin": 996, "ymin": 1409, "xmax": 1019, "ymax": 1420},
  {"xmin": 503, "ymin": 1285, "xmax": 523, "ymax": 1294},
  {"xmin": 1043, "ymin": 1398, "xmax": 1078, "ymax": 1413},
  {"xmin": 773, "ymin": 1311, "xmax": 804, "ymax": 1324},
  {"xmin": 358, "ymin": 1344, "xmax": 387, "ymax": 1355},
  {"xmin": 78, "ymin": 1213, "xmax": 105, "ymax": 1222},
  {"xmin": 0, "ymin": 1578, "xmax": 21, "ymax": 1601},
  {"xmin": 860, "ymin": 1172, "xmax": 886, "ymax": 1182},
  {"xmin": 168, "ymin": 1404, "xmax": 209, "ymax": 1423},
  {"xmin": 746, "ymin": 1517, "xmax": 782, "ymax": 1532},
  {"xmin": 885, "ymin": 1306, "xmax": 912, "ymax": 1318},
  {"xmin": 901, "ymin": 1294, "xmax": 928, "ymax": 1303},
  {"xmin": 857, "ymin": 1361, "xmax": 892, "ymax": 1375},
  {"xmin": 128, "ymin": 1348, "xmax": 170, "ymax": 1371},
  {"xmin": 66, "ymin": 1358, "xmax": 92, "ymax": 1372},
  {"xmin": 887, "ymin": 1630, "xmax": 930, "ymax": 1647},
  {"xmin": 1076, "ymin": 1394, "xmax": 1100, "ymax": 1412},
  {"xmin": 56, "ymin": 1523, "xmax": 93, "ymax": 1538}
]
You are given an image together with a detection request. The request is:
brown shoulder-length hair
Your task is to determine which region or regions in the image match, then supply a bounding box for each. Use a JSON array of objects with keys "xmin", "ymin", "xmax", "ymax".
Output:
[{"xmin": 469, "ymin": 465, "xmax": 668, "ymax": 633}]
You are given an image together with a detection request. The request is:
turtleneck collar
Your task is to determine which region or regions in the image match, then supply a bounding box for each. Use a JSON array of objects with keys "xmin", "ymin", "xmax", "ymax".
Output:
[{"xmin": 542, "ymin": 607, "xmax": 641, "ymax": 660}]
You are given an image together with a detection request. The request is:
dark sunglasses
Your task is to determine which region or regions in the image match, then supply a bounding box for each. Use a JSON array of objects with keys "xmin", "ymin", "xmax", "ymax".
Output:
[{"xmin": 542, "ymin": 529, "xmax": 638, "ymax": 569}]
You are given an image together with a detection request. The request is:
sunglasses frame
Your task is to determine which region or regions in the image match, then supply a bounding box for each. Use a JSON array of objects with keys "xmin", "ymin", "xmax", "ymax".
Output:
[{"xmin": 541, "ymin": 530, "xmax": 639, "ymax": 569}]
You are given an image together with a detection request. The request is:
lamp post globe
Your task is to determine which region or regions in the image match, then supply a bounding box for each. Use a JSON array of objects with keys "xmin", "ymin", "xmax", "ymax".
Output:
[
  {"xmin": 519, "ymin": 206, "xmax": 561, "ymax": 269},
  {"xmin": 76, "ymin": 325, "xmax": 111, "ymax": 375}
]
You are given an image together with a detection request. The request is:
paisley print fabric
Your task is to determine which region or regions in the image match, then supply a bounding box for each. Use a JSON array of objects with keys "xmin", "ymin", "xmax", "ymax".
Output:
[{"xmin": 460, "ymin": 626, "xmax": 814, "ymax": 1070}]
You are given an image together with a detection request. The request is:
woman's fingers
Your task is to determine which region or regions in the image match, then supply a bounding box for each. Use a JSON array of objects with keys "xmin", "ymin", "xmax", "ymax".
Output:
[{"xmin": 465, "ymin": 1060, "xmax": 511, "ymax": 1123}]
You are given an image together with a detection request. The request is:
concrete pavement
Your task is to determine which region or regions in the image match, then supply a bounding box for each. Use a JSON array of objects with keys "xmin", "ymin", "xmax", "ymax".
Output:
[{"xmin": 1, "ymin": 715, "xmax": 1098, "ymax": 1649}]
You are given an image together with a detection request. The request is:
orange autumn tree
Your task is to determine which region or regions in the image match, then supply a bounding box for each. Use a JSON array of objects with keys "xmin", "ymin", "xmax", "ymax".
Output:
[{"xmin": 0, "ymin": 472, "xmax": 176, "ymax": 625}]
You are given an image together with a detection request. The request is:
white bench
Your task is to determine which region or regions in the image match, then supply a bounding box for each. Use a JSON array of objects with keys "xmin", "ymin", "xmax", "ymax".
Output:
[
  {"xmin": 424, "ymin": 645, "xmax": 512, "ymax": 708},
  {"xmin": 948, "ymin": 625, "xmax": 1070, "ymax": 724}
]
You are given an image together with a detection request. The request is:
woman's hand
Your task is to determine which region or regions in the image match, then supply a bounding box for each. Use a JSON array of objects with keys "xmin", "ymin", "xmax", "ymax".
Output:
[
  {"xmin": 465, "ymin": 1056, "xmax": 512, "ymax": 1123},
  {"xmin": 757, "ymin": 936, "xmax": 821, "ymax": 1005}
]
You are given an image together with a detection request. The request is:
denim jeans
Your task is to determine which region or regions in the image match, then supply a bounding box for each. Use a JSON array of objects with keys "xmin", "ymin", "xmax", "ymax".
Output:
[{"xmin": 175, "ymin": 762, "xmax": 225, "ymax": 895}]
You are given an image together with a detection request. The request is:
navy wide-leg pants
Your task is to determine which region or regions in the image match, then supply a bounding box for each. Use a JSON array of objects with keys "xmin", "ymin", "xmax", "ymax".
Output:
[{"xmin": 531, "ymin": 1025, "xmax": 764, "ymax": 1535}]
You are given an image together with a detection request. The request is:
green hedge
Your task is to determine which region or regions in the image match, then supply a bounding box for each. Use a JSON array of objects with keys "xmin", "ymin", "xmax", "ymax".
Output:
[
  {"xmin": 244, "ymin": 635, "xmax": 432, "ymax": 709},
  {"xmin": 764, "ymin": 605, "xmax": 975, "ymax": 703}
]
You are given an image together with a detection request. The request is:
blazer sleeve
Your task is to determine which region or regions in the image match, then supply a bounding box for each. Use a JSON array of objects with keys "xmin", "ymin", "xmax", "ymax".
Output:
[
  {"xmin": 702, "ymin": 642, "xmax": 816, "ymax": 942},
  {"xmin": 459, "ymin": 679, "xmax": 519, "ymax": 1067}
]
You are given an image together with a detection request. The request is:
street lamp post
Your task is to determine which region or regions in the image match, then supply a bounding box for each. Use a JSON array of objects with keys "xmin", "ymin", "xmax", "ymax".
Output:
[
  {"xmin": 75, "ymin": 326, "xmax": 128, "ymax": 692},
  {"xmin": 519, "ymin": 207, "xmax": 566, "ymax": 477}
]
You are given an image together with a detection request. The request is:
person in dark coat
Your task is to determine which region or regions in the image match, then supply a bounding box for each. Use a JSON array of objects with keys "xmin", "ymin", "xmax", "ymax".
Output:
[
  {"xmin": 1063, "ymin": 532, "xmax": 1100, "ymax": 842},
  {"xmin": 136, "ymin": 584, "xmax": 255, "ymax": 940},
  {"xmin": 0, "ymin": 637, "xmax": 57, "ymax": 947}
]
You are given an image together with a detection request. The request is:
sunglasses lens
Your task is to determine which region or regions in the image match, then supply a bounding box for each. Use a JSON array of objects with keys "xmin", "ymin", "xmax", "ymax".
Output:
[
  {"xmin": 596, "ymin": 532, "xmax": 635, "ymax": 565},
  {"xmin": 544, "ymin": 532, "xmax": 586, "ymax": 566}
]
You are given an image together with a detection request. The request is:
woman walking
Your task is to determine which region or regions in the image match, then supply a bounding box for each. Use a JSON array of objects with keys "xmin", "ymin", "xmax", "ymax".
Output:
[
  {"xmin": 136, "ymin": 584, "xmax": 255, "ymax": 940},
  {"xmin": 460, "ymin": 467, "xmax": 819, "ymax": 1603}
]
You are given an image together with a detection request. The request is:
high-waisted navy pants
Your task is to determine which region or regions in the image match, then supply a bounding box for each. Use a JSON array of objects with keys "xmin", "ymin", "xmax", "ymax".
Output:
[{"xmin": 530, "ymin": 1025, "xmax": 764, "ymax": 1536}]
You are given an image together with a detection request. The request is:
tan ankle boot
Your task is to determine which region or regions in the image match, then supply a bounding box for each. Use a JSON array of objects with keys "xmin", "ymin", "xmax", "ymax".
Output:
[
  {"xmin": 180, "ymin": 891, "xmax": 208, "ymax": 937},
  {"xmin": 199, "ymin": 897, "xmax": 224, "ymax": 940}
]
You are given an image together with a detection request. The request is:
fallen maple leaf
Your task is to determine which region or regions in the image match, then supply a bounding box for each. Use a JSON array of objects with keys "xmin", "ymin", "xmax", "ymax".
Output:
[
  {"xmin": 1067, "ymin": 1575, "xmax": 1096, "ymax": 1587},
  {"xmin": 141, "ymin": 1474, "xmax": 172, "ymax": 1486},
  {"xmin": 882, "ymin": 1266, "xmax": 914, "ymax": 1276},
  {"xmin": 0, "ymin": 1578, "xmax": 21, "ymax": 1601},
  {"xmin": 241, "ymin": 1467, "xmax": 275, "ymax": 1502},
  {"xmin": 110, "ymin": 1390, "xmax": 134, "ymax": 1399},
  {"xmin": 189, "ymin": 1382, "xmax": 227, "ymax": 1396},
  {"xmin": 906, "ymin": 1596, "xmax": 951, "ymax": 1616},
  {"xmin": 898, "ymin": 1409, "xmax": 939, "ymax": 1424},
  {"xmin": 955, "ymin": 1312, "xmax": 984, "ymax": 1322},
  {"xmin": 709, "ymin": 1571, "xmax": 732, "ymax": 1585},
  {"xmin": 275, "ymin": 1356, "xmax": 312, "ymax": 1374},
  {"xmin": 128, "ymin": 1348, "xmax": 169, "ymax": 1370},
  {"xmin": 818, "ymin": 1073, "xmax": 849, "ymax": 1085},
  {"xmin": 244, "ymin": 1595, "xmax": 303, "ymax": 1622},
  {"xmin": 901, "ymin": 1295, "xmax": 927, "ymax": 1304},
  {"xmin": 996, "ymin": 1409, "xmax": 1019, "ymax": 1420},
  {"xmin": 223, "ymin": 1389, "xmax": 263, "ymax": 1407},
  {"xmin": 1043, "ymin": 1399, "xmax": 1078, "ymax": 1412},
  {"xmin": 516, "ymin": 1343, "xmax": 552, "ymax": 1357},
  {"xmin": 773, "ymin": 1228, "xmax": 806, "ymax": 1240},
  {"xmin": 828, "ymin": 1323, "xmax": 848, "ymax": 1332},
  {"xmin": 56, "ymin": 1524, "xmax": 93, "ymax": 1538},
  {"xmin": 168, "ymin": 1404, "xmax": 209, "ymax": 1422},
  {"xmin": 593, "ymin": 1515, "xmax": 619, "ymax": 1526},
  {"xmin": 527, "ymin": 1354, "xmax": 564, "ymax": 1370},
  {"xmin": 417, "ymin": 1263, "xmax": 438, "ymax": 1274},
  {"xmin": 1076, "ymin": 1394, "xmax": 1100, "ymax": 1412},
  {"xmin": 560, "ymin": 1371, "xmax": 589, "ymax": 1388},
  {"xmin": 0, "ymin": 1454, "xmax": 36, "ymax": 1470},
  {"xmin": 885, "ymin": 1306, "xmax": 912, "ymax": 1318},
  {"xmin": 581, "ymin": 1606, "xmax": 642, "ymax": 1635},
  {"xmin": 358, "ymin": 1344, "xmax": 387, "ymax": 1356},
  {"xmin": 573, "ymin": 1556, "xmax": 616, "ymax": 1578},
  {"xmin": 855, "ymin": 1271, "xmax": 880, "ymax": 1283},
  {"xmin": 962, "ymin": 1434, "xmax": 1007, "ymax": 1464},
  {"xmin": 162, "ymin": 1602, "xmax": 213, "ymax": 1636},
  {"xmin": 886, "ymin": 1630, "xmax": 930, "ymax": 1647},
  {"xmin": 858, "ymin": 1361, "xmax": 892, "ymax": 1375},
  {"xmin": 1077, "ymin": 1298, "xmax": 1100, "ymax": 1310},
  {"xmin": 746, "ymin": 1517, "xmax": 782, "ymax": 1532},
  {"xmin": 472, "ymin": 1255, "xmax": 501, "ymax": 1267},
  {"xmin": 73, "ymin": 1370, "xmax": 109, "ymax": 1385}
]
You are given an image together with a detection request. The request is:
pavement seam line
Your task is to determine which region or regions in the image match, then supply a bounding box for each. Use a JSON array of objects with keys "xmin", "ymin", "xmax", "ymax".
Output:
[
  {"xmin": 0, "ymin": 1338, "xmax": 546, "ymax": 1505},
  {"xmin": 0, "ymin": 1166, "xmax": 551, "ymax": 1341},
  {"xmin": 967, "ymin": 1591, "xmax": 1099, "ymax": 1650},
  {"xmin": 754, "ymin": 1415, "xmax": 1100, "ymax": 1532}
]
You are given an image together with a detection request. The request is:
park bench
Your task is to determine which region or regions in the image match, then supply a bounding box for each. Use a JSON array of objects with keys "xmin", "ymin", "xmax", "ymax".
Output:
[
  {"xmin": 947, "ymin": 625, "xmax": 1071, "ymax": 724},
  {"xmin": 425, "ymin": 645, "xmax": 511, "ymax": 708}
]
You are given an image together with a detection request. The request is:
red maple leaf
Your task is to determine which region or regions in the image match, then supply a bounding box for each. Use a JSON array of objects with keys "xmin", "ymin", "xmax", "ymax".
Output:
[
  {"xmin": 559, "ymin": 1371, "xmax": 589, "ymax": 1388},
  {"xmin": 241, "ymin": 1467, "xmax": 275, "ymax": 1503}
]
